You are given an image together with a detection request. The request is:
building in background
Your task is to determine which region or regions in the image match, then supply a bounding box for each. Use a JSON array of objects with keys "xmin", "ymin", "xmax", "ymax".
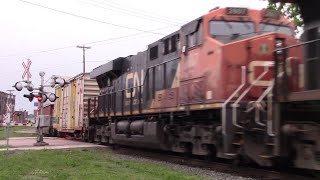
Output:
[{"xmin": 0, "ymin": 91, "xmax": 15, "ymax": 123}]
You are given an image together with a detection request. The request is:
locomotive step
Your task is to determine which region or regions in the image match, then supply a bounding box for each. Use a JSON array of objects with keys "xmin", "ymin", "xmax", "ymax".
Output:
[
  {"xmin": 259, "ymin": 154, "xmax": 274, "ymax": 159},
  {"xmin": 252, "ymin": 128, "xmax": 265, "ymax": 132},
  {"xmin": 235, "ymin": 131, "xmax": 244, "ymax": 135},
  {"xmin": 232, "ymin": 142, "xmax": 243, "ymax": 146},
  {"xmin": 224, "ymin": 153, "xmax": 238, "ymax": 157},
  {"xmin": 265, "ymin": 143, "xmax": 275, "ymax": 146}
]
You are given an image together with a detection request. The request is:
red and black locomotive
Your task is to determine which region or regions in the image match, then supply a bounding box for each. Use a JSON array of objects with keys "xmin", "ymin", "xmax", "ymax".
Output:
[{"xmin": 84, "ymin": 2, "xmax": 320, "ymax": 172}]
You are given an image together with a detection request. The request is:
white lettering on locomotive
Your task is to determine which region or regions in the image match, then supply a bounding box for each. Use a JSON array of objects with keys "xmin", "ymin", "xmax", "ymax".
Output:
[
  {"xmin": 125, "ymin": 70, "xmax": 144, "ymax": 98},
  {"xmin": 248, "ymin": 61, "xmax": 274, "ymax": 86}
]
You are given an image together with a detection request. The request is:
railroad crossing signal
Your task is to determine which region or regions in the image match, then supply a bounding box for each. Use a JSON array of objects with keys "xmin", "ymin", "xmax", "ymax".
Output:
[
  {"xmin": 22, "ymin": 59, "xmax": 32, "ymax": 79},
  {"xmin": 6, "ymin": 104, "xmax": 12, "ymax": 113}
]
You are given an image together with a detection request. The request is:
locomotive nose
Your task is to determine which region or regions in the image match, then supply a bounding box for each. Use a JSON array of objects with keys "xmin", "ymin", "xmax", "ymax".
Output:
[{"xmin": 222, "ymin": 33, "xmax": 302, "ymax": 97}]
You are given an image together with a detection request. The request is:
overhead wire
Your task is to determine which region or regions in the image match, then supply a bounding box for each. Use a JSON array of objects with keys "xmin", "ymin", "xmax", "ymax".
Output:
[
  {"xmin": 80, "ymin": 0, "xmax": 182, "ymax": 25},
  {"xmin": 0, "ymin": 0, "xmax": 182, "ymax": 59},
  {"xmin": 17, "ymin": 0, "xmax": 165, "ymax": 35},
  {"xmin": 95, "ymin": 0, "xmax": 185, "ymax": 23},
  {"xmin": 0, "ymin": 24, "xmax": 175, "ymax": 59}
]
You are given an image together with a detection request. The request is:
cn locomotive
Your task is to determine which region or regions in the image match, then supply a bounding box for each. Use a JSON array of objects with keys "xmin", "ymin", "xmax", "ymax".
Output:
[{"xmin": 55, "ymin": 2, "xmax": 320, "ymax": 173}]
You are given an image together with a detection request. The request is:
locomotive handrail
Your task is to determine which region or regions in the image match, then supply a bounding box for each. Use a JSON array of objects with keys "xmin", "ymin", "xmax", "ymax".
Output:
[
  {"xmin": 254, "ymin": 84, "xmax": 272, "ymax": 127},
  {"xmin": 221, "ymin": 66, "xmax": 246, "ymax": 135},
  {"xmin": 267, "ymin": 86, "xmax": 275, "ymax": 137},
  {"xmin": 253, "ymin": 73, "xmax": 275, "ymax": 127},
  {"xmin": 248, "ymin": 71, "xmax": 284, "ymax": 134},
  {"xmin": 274, "ymin": 38, "xmax": 320, "ymax": 52},
  {"xmin": 232, "ymin": 66, "xmax": 269, "ymax": 128}
]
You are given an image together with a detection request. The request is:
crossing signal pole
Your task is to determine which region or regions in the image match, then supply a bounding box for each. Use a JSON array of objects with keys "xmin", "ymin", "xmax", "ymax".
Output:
[
  {"xmin": 14, "ymin": 69, "xmax": 67, "ymax": 146},
  {"xmin": 5, "ymin": 89, "xmax": 14, "ymax": 153},
  {"xmin": 76, "ymin": 45, "xmax": 91, "ymax": 73}
]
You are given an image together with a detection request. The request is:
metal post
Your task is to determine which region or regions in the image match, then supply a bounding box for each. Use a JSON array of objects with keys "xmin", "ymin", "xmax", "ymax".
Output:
[
  {"xmin": 34, "ymin": 71, "xmax": 48, "ymax": 146},
  {"xmin": 5, "ymin": 125, "xmax": 9, "ymax": 152},
  {"xmin": 6, "ymin": 90, "xmax": 14, "ymax": 153}
]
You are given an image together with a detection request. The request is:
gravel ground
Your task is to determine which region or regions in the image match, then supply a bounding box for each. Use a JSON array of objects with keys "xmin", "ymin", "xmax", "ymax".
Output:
[{"xmin": 110, "ymin": 153, "xmax": 254, "ymax": 180}]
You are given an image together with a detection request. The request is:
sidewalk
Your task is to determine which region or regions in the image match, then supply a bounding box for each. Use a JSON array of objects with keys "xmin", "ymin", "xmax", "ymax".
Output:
[{"xmin": 0, "ymin": 137, "xmax": 106, "ymax": 151}]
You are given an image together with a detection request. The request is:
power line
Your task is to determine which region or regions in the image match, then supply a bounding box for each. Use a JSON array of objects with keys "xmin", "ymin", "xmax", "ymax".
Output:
[
  {"xmin": 0, "ymin": 25, "xmax": 175, "ymax": 59},
  {"xmin": 95, "ymin": 0, "xmax": 185, "ymax": 23},
  {"xmin": 80, "ymin": 0, "xmax": 181, "ymax": 25},
  {"xmin": 17, "ymin": 0, "xmax": 166, "ymax": 35}
]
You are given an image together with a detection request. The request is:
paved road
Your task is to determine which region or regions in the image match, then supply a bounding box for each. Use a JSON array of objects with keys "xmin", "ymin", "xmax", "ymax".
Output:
[{"xmin": 0, "ymin": 137, "xmax": 106, "ymax": 151}]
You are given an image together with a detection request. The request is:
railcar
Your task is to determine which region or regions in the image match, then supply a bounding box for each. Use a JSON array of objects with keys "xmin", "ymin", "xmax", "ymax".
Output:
[
  {"xmin": 52, "ymin": 73, "xmax": 99, "ymax": 137},
  {"xmin": 82, "ymin": 6, "xmax": 309, "ymax": 170},
  {"xmin": 268, "ymin": 0, "xmax": 320, "ymax": 172},
  {"xmin": 40, "ymin": 0, "xmax": 320, "ymax": 173}
]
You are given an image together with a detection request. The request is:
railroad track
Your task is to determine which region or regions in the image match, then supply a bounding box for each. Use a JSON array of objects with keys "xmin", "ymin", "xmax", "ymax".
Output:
[{"xmin": 108, "ymin": 146, "xmax": 317, "ymax": 180}]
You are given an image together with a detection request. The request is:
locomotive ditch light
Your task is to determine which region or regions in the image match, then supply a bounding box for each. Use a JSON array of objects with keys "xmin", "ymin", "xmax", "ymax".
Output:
[
  {"xmin": 48, "ymin": 93, "xmax": 57, "ymax": 102},
  {"xmin": 13, "ymin": 82, "xmax": 23, "ymax": 91}
]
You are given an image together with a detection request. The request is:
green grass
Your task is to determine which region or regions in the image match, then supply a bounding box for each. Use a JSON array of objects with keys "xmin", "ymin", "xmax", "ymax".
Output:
[
  {"xmin": 0, "ymin": 149, "xmax": 204, "ymax": 180},
  {"xmin": 13, "ymin": 126, "xmax": 34, "ymax": 131},
  {"xmin": 0, "ymin": 127, "xmax": 36, "ymax": 140}
]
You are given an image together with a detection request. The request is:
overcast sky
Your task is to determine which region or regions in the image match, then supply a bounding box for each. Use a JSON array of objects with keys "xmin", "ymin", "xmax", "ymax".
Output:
[{"xmin": 0, "ymin": 0, "xmax": 268, "ymax": 113}]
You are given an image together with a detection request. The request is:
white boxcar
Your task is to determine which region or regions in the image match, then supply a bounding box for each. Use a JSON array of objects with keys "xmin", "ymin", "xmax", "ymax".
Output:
[{"xmin": 53, "ymin": 73, "xmax": 99, "ymax": 135}]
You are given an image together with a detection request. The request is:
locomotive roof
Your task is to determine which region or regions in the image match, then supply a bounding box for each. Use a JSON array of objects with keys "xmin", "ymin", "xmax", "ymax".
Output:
[{"xmin": 90, "ymin": 57, "xmax": 125, "ymax": 79}]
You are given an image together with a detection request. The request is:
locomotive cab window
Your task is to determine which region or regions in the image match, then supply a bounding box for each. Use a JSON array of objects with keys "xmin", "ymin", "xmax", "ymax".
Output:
[
  {"xmin": 259, "ymin": 23, "xmax": 294, "ymax": 36},
  {"xmin": 209, "ymin": 21, "xmax": 255, "ymax": 43},
  {"xmin": 186, "ymin": 22, "xmax": 203, "ymax": 49}
]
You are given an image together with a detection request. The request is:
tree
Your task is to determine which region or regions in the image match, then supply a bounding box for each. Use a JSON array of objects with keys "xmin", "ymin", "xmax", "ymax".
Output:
[{"xmin": 267, "ymin": 2, "xmax": 303, "ymax": 28}]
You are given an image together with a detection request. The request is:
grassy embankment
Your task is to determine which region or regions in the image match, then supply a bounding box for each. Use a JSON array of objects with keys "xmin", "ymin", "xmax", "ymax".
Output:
[
  {"xmin": 0, "ymin": 149, "xmax": 203, "ymax": 180},
  {"xmin": 0, "ymin": 126, "xmax": 36, "ymax": 140}
]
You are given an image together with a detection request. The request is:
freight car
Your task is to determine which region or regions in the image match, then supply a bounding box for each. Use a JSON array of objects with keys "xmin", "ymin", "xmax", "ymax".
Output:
[
  {"xmin": 85, "ymin": 6, "xmax": 307, "ymax": 169},
  {"xmin": 52, "ymin": 73, "xmax": 99, "ymax": 137}
]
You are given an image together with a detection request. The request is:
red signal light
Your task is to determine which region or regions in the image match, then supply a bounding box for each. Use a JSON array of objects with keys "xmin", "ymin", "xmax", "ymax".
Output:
[{"xmin": 37, "ymin": 96, "xmax": 43, "ymax": 102}]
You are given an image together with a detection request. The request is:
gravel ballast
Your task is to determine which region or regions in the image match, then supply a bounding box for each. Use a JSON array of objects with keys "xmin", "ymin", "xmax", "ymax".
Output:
[{"xmin": 110, "ymin": 153, "xmax": 254, "ymax": 180}]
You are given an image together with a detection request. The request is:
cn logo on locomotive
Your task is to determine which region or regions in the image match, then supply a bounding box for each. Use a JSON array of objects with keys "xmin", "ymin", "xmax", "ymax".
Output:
[{"xmin": 125, "ymin": 70, "xmax": 144, "ymax": 98}]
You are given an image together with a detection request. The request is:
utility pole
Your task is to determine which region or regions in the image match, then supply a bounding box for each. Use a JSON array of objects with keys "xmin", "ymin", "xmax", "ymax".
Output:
[{"xmin": 76, "ymin": 45, "xmax": 91, "ymax": 73}]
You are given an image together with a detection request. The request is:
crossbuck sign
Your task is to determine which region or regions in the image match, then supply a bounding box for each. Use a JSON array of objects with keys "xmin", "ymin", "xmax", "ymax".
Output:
[
  {"xmin": 22, "ymin": 59, "xmax": 32, "ymax": 79},
  {"xmin": 6, "ymin": 104, "xmax": 12, "ymax": 113}
]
